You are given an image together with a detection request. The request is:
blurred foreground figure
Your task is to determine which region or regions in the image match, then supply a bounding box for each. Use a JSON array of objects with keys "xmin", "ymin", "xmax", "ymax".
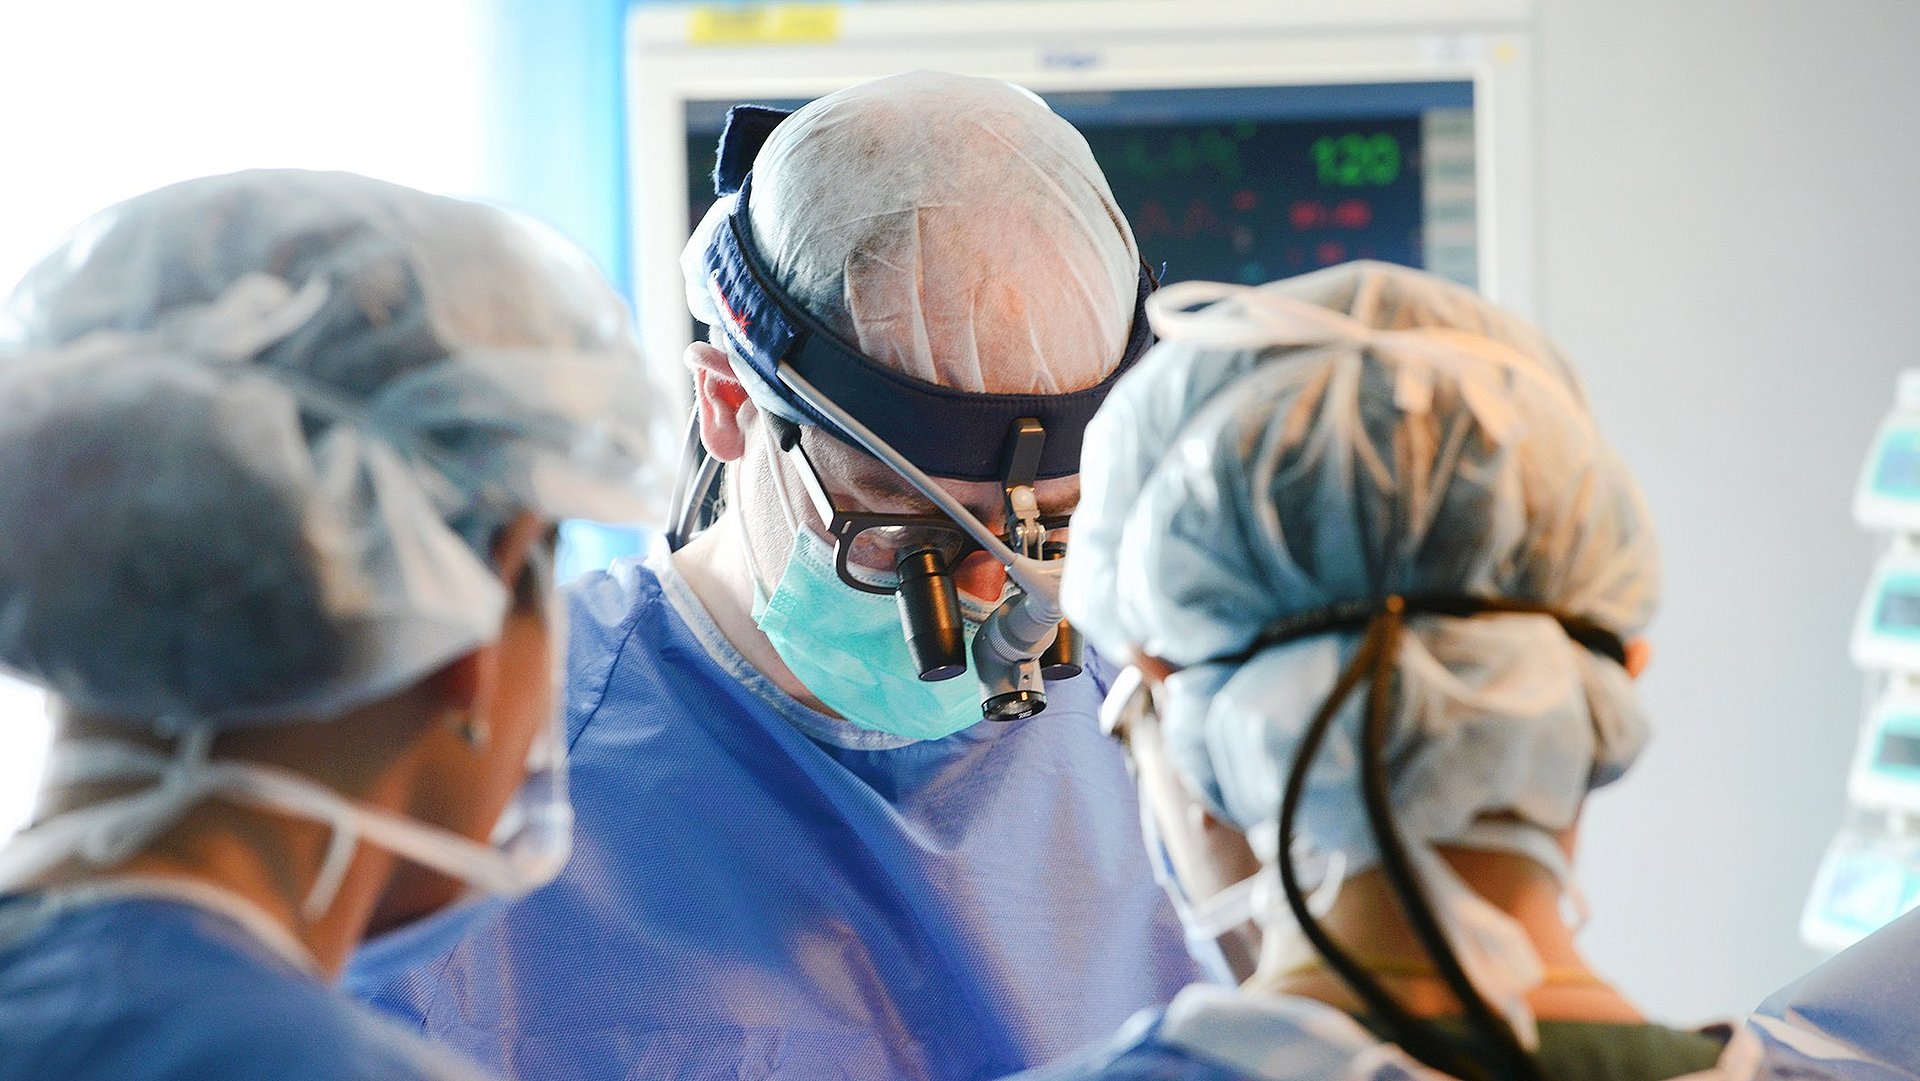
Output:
[
  {"xmin": 0, "ymin": 170, "xmax": 656, "ymax": 1081},
  {"xmin": 1018, "ymin": 262, "xmax": 1730, "ymax": 1081}
]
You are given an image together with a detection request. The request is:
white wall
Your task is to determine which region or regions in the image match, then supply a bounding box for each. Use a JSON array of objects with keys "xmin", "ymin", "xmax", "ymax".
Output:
[
  {"xmin": 0, "ymin": 0, "xmax": 490, "ymax": 844},
  {"xmin": 1531, "ymin": 0, "xmax": 1920, "ymax": 1023},
  {"xmin": 0, "ymin": 3, "xmax": 490, "ymax": 291}
]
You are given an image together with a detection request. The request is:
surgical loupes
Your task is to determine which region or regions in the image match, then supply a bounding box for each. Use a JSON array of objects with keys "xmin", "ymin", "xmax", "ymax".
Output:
[
  {"xmin": 776, "ymin": 365, "xmax": 1073, "ymax": 721},
  {"xmin": 981, "ymin": 419, "xmax": 1083, "ymax": 717}
]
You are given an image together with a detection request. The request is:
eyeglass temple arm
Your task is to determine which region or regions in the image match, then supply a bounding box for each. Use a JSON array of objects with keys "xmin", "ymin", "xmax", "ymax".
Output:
[{"xmin": 766, "ymin": 416, "xmax": 841, "ymax": 530}]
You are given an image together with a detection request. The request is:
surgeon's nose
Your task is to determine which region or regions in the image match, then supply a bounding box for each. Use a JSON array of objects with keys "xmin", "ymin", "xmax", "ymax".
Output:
[{"xmin": 953, "ymin": 553, "xmax": 1007, "ymax": 610}]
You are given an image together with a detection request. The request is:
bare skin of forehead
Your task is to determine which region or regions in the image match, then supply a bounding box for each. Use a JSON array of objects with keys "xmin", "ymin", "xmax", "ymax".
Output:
[{"xmin": 799, "ymin": 423, "xmax": 1081, "ymax": 524}]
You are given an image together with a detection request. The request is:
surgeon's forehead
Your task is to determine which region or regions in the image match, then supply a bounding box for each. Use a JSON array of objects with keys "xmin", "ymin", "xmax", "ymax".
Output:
[{"xmin": 802, "ymin": 425, "xmax": 1081, "ymax": 515}]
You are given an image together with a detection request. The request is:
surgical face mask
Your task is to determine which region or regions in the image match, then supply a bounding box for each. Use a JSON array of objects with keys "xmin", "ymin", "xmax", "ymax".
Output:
[
  {"xmin": 1134, "ymin": 792, "xmax": 1264, "ymax": 986},
  {"xmin": 738, "ymin": 420, "xmax": 992, "ymax": 741},
  {"xmin": 0, "ymin": 546, "xmax": 574, "ymax": 930},
  {"xmin": 1104, "ymin": 666, "xmax": 1267, "ymax": 983},
  {"xmin": 754, "ymin": 527, "xmax": 986, "ymax": 741}
]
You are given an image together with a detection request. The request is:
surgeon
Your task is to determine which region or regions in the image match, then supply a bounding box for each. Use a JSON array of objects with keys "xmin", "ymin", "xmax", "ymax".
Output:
[
  {"xmin": 349, "ymin": 70, "xmax": 1199, "ymax": 1080},
  {"xmin": 1015, "ymin": 262, "xmax": 1726, "ymax": 1081},
  {"xmin": 0, "ymin": 170, "xmax": 657, "ymax": 1081}
]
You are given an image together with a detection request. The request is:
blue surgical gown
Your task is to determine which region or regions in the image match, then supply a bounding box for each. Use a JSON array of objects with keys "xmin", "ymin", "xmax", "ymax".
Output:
[
  {"xmin": 0, "ymin": 888, "xmax": 489, "ymax": 1081},
  {"xmin": 1742, "ymin": 907, "xmax": 1920, "ymax": 1080},
  {"xmin": 1006, "ymin": 984, "xmax": 1430, "ymax": 1081},
  {"xmin": 348, "ymin": 550, "xmax": 1200, "ymax": 1080}
]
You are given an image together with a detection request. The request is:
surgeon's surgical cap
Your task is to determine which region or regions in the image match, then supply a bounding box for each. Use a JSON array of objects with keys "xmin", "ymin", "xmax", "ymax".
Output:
[
  {"xmin": 1063, "ymin": 261, "xmax": 1660, "ymax": 859},
  {"xmin": 684, "ymin": 70, "xmax": 1140, "ymax": 398},
  {"xmin": 0, "ymin": 169, "xmax": 660, "ymax": 730}
]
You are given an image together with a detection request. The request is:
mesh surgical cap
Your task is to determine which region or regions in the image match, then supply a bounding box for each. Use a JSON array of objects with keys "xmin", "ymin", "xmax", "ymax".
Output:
[
  {"xmin": 0, "ymin": 169, "xmax": 659, "ymax": 730},
  {"xmin": 1062, "ymin": 261, "xmax": 1660, "ymax": 857},
  {"xmin": 683, "ymin": 70, "xmax": 1141, "ymax": 401}
]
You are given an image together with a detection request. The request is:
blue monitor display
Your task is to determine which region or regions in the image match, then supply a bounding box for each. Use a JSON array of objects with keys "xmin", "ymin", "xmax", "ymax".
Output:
[{"xmin": 683, "ymin": 80, "xmax": 1478, "ymax": 292}]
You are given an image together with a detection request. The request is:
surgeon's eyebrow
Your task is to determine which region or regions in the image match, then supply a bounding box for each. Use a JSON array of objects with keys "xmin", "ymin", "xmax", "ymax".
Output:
[{"xmin": 823, "ymin": 439, "xmax": 1079, "ymax": 523}]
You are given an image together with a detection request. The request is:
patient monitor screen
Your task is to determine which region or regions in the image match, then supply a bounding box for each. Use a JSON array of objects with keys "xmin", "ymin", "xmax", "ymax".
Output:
[{"xmin": 683, "ymin": 79, "xmax": 1478, "ymax": 292}]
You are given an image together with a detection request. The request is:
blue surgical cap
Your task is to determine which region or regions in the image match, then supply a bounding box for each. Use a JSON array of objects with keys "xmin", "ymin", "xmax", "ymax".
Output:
[
  {"xmin": 0, "ymin": 169, "xmax": 660, "ymax": 729},
  {"xmin": 1063, "ymin": 262, "xmax": 1660, "ymax": 842}
]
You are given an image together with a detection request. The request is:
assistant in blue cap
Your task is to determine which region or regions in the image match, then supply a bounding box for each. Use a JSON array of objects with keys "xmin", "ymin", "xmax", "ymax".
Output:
[
  {"xmin": 1008, "ymin": 262, "xmax": 1717, "ymax": 1081},
  {"xmin": 347, "ymin": 70, "xmax": 1200, "ymax": 1081}
]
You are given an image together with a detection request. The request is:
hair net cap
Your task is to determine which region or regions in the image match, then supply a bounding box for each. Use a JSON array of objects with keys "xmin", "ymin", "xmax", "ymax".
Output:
[
  {"xmin": 0, "ymin": 169, "xmax": 662, "ymax": 730},
  {"xmin": 1063, "ymin": 261, "xmax": 1659, "ymax": 841},
  {"xmin": 682, "ymin": 70, "xmax": 1140, "ymax": 402}
]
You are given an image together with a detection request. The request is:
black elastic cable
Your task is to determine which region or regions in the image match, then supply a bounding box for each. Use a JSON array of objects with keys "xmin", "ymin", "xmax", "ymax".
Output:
[
  {"xmin": 1219, "ymin": 592, "xmax": 1627, "ymax": 671},
  {"xmin": 687, "ymin": 454, "xmax": 724, "ymax": 539},
  {"xmin": 1270, "ymin": 593, "xmax": 1593, "ymax": 1081},
  {"xmin": 665, "ymin": 410, "xmax": 704, "ymax": 551},
  {"xmin": 1274, "ymin": 618, "xmax": 1492, "ymax": 1081},
  {"xmin": 665, "ymin": 413, "xmax": 728, "ymax": 551},
  {"xmin": 1358, "ymin": 600, "xmax": 1545, "ymax": 1081}
]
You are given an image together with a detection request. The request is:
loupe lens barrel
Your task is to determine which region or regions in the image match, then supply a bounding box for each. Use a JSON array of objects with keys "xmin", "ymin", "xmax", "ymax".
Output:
[
  {"xmin": 1040, "ymin": 620, "xmax": 1082, "ymax": 680},
  {"xmin": 1039, "ymin": 541, "xmax": 1082, "ymax": 678},
  {"xmin": 983, "ymin": 688, "xmax": 1046, "ymax": 721},
  {"xmin": 895, "ymin": 546, "xmax": 967, "ymax": 681}
]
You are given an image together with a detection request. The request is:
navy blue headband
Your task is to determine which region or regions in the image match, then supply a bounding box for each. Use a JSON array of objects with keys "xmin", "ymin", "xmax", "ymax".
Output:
[{"xmin": 701, "ymin": 104, "xmax": 1156, "ymax": 482}]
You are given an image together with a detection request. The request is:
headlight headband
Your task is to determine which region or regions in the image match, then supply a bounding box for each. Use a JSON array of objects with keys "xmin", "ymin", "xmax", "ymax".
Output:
[{"xmin": 699, "ymin": 104, "xmax": 1156, "ymax": 483}]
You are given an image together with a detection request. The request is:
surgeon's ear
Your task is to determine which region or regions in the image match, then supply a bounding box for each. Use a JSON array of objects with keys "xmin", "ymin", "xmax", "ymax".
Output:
[{"xmin": 686, "ymin": 341, "xmax": 753, "ymax": 463}]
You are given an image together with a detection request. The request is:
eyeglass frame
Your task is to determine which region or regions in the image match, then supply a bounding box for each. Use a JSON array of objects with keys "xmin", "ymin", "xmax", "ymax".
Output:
[{"xmin": 774, "ymin": 425, "xmax": 1072, "ymax": 596}]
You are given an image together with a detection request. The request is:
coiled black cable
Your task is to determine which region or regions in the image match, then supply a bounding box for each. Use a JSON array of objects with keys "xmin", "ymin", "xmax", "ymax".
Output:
[
  {"xmin": 1357, "ymin": 601, "xmax": 1543, "ymax": 1081},
  {"xmin": 1274, "ymin": 615, "xmax": 1495, "ymax": 1080},
  {"xmin": 1263, "ymin": 593, "xmax": 1622, "ymax": 1081}
]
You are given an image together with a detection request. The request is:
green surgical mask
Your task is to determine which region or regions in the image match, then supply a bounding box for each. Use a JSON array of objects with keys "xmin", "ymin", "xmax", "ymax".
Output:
[{"xmin": 752, "ymin": 526, "xmax": 985, "ymax": 741}]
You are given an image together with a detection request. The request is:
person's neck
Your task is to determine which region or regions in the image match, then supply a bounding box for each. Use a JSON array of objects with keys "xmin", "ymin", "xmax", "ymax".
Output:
[
  {"xmin": 1248, "ymin": 845, "xmax": 1642, "ymax": 1025},
  {"xmin": 27, "ymin": 710, "xmax": 438, "ymax": 981},
  {"xmin": 33, "ymin": 802, "xmax": 395, "ymax": 980},
  {"xmin": 671, "ymin": 510, "xmax": 840, "ymax": 717}
]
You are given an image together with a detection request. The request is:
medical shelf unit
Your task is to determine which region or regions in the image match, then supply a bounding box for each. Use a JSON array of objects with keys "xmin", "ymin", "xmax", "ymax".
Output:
[
  {"xmin": 1804, "ymin": 370, "xmax": 1920, "ymax": 952},
  {"xmin": 624, "ymin": 0, "xmax": 1537, "ymax": 415}
]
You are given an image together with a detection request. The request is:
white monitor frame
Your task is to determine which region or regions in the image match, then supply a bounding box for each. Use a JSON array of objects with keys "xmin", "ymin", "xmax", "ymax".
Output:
[{"xmin": 627, "ymin": 0, "xmax": 1535, "ymax": 410}]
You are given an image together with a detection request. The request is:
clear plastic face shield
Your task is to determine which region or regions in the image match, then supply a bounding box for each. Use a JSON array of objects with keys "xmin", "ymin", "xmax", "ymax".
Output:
[{"xmin": 0, "ymin": 535, "xmax": 574, "ymax": 937}]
